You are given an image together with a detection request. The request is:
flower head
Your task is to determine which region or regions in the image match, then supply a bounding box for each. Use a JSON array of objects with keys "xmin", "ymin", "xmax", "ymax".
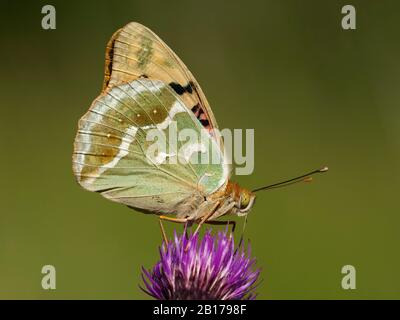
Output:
[{"xmin": 141, "ymin": 229, "xmax": 260, "ymax": 300}]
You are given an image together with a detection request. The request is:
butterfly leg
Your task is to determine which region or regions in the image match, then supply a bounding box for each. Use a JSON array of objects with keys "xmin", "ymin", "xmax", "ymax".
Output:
[
  {"xmin": 158, "ymin": 219, "xmax": 168, "ymax": 245},
  {"xmin": 204, "ymin": 220, "xmax": 236, "ymax": 234},
  {"xmin": 181, "ymin": 203, "xmax": 220, "ymax": 252},
  {"xmin": 159, "ymin": 215, "xmax": 188, "ymax": 224},
  {"xmin": 237, "ymin": 215, "xmax": 248, "ymax": 252},
  {"xmin": 192, "ymin": 202, "xmax": 220, "ymax": 237},
  {"xmin": 159, "ymin": 215, "xmax": 189, "ymax": 246}
]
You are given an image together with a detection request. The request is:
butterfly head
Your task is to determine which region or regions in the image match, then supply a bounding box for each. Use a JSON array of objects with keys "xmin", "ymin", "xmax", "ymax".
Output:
[
  {"xmin": 226, "ymin": 182, "xmax": 256, "ymax": 217},
  {"xmin": 237, "ymin": 188, "xmax": 256, "ymax": 216}
]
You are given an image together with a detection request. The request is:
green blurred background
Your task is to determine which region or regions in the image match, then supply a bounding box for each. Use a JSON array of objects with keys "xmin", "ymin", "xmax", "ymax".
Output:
[{"xmin": 1, "ymin": 0, "xmax": 399, "ymax": 299}]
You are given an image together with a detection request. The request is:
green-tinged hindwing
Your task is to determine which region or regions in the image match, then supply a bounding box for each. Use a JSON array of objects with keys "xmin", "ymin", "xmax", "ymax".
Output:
[{"xmin": 73, "ymin": 78, "xmax": 228, "ymax": 215}]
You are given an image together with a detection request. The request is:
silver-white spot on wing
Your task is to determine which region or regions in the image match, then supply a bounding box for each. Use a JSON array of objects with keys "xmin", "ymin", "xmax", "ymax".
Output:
[{"xmin": 81, "ymin": 125, "xmax": 139, "ymax": 187}]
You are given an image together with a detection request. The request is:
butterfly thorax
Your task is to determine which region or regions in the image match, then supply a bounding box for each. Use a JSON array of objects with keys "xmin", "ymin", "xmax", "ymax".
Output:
[{"xmin": 220, "ymin": 181, "xmax": 256, "ymax": 217}]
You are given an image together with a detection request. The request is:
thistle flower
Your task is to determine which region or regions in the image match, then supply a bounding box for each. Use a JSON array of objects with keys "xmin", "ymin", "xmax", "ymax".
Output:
[{"xmin": 141, "ymin": 229, "xmax": 260, "ymax": 300}]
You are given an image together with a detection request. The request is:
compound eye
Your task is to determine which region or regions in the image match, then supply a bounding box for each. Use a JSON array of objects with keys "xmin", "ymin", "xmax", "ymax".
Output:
[{"xmin": 240, "ymin": 192, "xmax": 250, "ymax": 209}]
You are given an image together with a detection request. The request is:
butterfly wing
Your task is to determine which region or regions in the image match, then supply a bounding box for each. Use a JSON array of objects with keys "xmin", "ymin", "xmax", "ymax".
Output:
[
  {"xmin": 102, "ymin": 22, "xmax": 221, "ymax": 144},
  {"xmin": 73, "ymin": 78, "xmax": 228, "ymax": 215}
]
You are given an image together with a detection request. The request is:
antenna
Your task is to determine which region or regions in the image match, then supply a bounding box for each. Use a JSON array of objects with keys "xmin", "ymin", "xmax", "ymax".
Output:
[{"xmin": 252, "ymin": 166, "xmax": 328, "ymax": 193}]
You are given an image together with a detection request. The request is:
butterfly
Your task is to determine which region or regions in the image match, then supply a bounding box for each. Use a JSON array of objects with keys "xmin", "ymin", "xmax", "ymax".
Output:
[{"xmin": 72, "ymin": 22, "xmax": 327, "ymax": 235}]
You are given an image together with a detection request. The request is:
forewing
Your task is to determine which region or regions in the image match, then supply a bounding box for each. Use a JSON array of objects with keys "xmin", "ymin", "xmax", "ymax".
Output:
[{"xmin": 103, "ymin": 22, "xmax": 221, "ymax": 143}]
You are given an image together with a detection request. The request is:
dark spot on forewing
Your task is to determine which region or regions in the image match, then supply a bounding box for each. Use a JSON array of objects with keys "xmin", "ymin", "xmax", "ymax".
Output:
[
  {"xmin": 200, "ymin": 119, "xmax": 210, "ymax": 127},
  {"xmin": 169, "ymin": 82, "xmax": 185, "ymax": 95},
  {"xmin": 186, "ymin": 82, "xmax": 194, "ymax": 93},
  {"xmin": 169, "ymin": 82, "xmax": 194, "ymax": 95},
  {"xmin": 168, "ymin": 83, "xmax": 212, "ymax": 131},
  {"xmin": 191, "ymin": 103, "xmax": 200, "ymax": 114},
  {"xmin": 190, "ymin": 103, "xmax": 211, "ymax": 129}
]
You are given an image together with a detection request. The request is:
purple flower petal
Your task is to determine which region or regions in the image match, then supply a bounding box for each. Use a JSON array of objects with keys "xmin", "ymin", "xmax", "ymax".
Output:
[{"xmin": 141, "ymin": 229, "xmax": 260, "ymax": 300}]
